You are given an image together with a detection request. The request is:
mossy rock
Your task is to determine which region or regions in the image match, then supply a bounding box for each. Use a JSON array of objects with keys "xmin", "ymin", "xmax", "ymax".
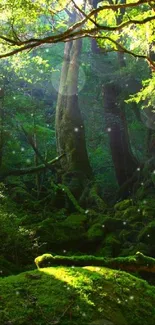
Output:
[
  {"xmin": 120, "ymin": 242, "xmax": 149, "ymax": 257},
  {"xmin": 114, "ymin": 211, "xmax": 124, "ymax": 219},
  {"xmin": 118, "ymin": 230, "xmax": 131, "ymax": 242},
  {"xmin": 36, "ymin": 218, "xmax": 86, "ymax": 250},
  {"xmin": 136, "ymin": 186, "xmax": 155, "ymax": 199},
  {"xmin": 1, "ymin": 265, "xmax": 155, "ymax": 325},
  {"xmin": 141, "ymin": 198, "xmax": 155, "ymax": 209},
  {"xmin": 104, "ymin": 234, "xmax": 121, "ymax": 256},
  {"xmin": 37, "ymin": 221, "xmax": 69, "ymax": 244},
  {"xmin": 119, "ymin": 230, "xmax": 139, "ymax": 243},
  {"xmin": 87, "ymin": 223, "xmax": 103, "ymax": 242},
  {"xmin": 90, "ymin": 214, "xmax": 109, "ymax": 226},
  {"xmin": 138, "ymin": 221, "xmax": 155, "ymax": 246},
  {"xmin": 105, "ymin": 234, "xmax": 120, "ymax": 246},
  {"xmin": 114, "ymin": 206, "xmax": 140, "ymax": 222},
  {"xmin": 131, "ymin": 242, "xmax": 150, "ymax": 255},
  {"xmin": 103, "ymin": 217, "xmax": 124, "ymax": 232},
  {"xmin": 141, "ymin": 208, "xmax": 154, "ymax": 218},
  {"xmin": 130, "ymin": 222, "xmax": 144, "ymax": 231},
  {"xmin": 120, "ymin": 207, "xmax": 142, "ymax": 222},
  {"xmin": 63, "ymin": 213, "xmax": 87, "ymax": 227},
  {"xmin": 114, "ymin": 200, "xmax": 133, "ymax": 211}
]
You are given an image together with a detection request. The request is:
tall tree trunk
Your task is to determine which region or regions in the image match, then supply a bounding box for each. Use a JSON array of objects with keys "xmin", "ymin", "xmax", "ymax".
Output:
[
  {"xmin": 90, "ymin": 0, "xmax": 138, "ymax": 187},
  {"xmin": 103, "ymin": 82, "xmax": 138, "ymax": 186},
  {"xmin": 0, "ymin": 87, "xmax": 4, "ymax": 168},
  {"xmin": 102, "ymin": 0, "xmax": 138, "ymax": 187},
  {"xmin": 55, "ymin": 20, "xmax": 92, "ymax": 197}
]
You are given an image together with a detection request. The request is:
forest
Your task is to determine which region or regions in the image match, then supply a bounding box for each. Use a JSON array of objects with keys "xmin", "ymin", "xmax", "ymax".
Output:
[{"xmin": 0, "ymin": 0, "xmax": 155, "ymax": 324}]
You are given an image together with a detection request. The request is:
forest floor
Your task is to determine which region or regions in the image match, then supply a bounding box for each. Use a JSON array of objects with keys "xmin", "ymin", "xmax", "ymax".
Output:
[
  {"xmin": 0, "ymin": 265, "xmax": 155, "ymax": 325},
  {"xmin": 1, "ymin": 188, "xmax": 155, "ymax": 325}
]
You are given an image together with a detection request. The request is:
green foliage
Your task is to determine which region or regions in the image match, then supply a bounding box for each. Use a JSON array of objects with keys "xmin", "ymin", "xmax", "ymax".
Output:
[
  {"xmin": 114, "ymin": 199, "xmax": 133, "ymax": 211},
  {"xmin": 87, "ymin": 223, "xmax": 103, "ymax": 242},
  {"xmin": 64, "ymin": 213, "xmax": 87, "ymax": 227},
  {"xmin": 0, "ymin": 186, "xmax": 40, "ymax": 274},
  {"xmin": 127, "ymin": 75, "xmax": 155, "ymax": 109},
  {"xmin": 58, "ymin": 184, "xmax": 85, "ymax": 213},
  {"xmin": 138, "ymin": 220, "xmax": 155, "ymax": 246},
  {"xmin": 35, "ymin": 253, "xmax": 53, "ymax": 268}
]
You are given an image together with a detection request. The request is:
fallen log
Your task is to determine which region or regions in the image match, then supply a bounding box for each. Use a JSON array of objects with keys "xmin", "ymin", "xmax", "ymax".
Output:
[{"xmin": 34, "ymin": 252, "xmax": 155, "ymax": 273}]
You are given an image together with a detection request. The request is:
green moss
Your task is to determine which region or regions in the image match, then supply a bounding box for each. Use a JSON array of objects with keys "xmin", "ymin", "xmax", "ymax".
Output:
[
  {"xmin": 64, "ymin": 213, "xmax": 87, "ymax": 227},
  {"xmin": 138, "ymin": 220, "xmax": 155, "ymax": 246},
  {"xmin": 114, "ymin": 200, "xmax": 133, "ymax": 211},
  {"xmin": 35, "ymin": 253, "xmax": 53, "ymax": 268},
  {"xmin": 37, "ymin": 220, "xmax": 70, "ymax": 245},
  {"xmin": 103, "ymin": 217, "xmax": 123, "ymax": 232},
  {"xmin": 87, "ymin": 223, "xmax": 103, "ymax": 242},
  {"xmin": 34, "ymin": 252, "xmax": 155, "ymax": 270},
  {"xmin": 0, "ymin": 265, "xmax": 155, "ymax": 325},
  {"xmin": 0, "ymin": 256, "xmax": 19, "ymax": 276},
  {"xmin": 36, "ymin": 217, "xmax": 86, "ymax": 251},
  {"xmin": 58, "ymin": 183, "xmax": 85, "ymax": 213},
  {"xmin": 119, "ymin": 229, "xmax": 138, "ymax": 243},
  {"xmin": 88, "ymin": 184, "xmax": 107, "ymax": 211},
  {"xmin": 104, "ymin": 234, "xmax": 121, "ymax": 256}
]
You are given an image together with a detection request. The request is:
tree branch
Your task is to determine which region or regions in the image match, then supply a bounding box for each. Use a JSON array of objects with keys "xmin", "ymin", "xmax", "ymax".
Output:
[
  {"xmin": 0, "ymin": 0, "xmax": 154, "ymax": 59},
  {"xmin": 0, "ymin": 154, "xmax": 65, "ymax": 179},
  {"xmin": 71, "ymin": 0, "xmax": 98, "ymax": 26},
  {"xmin": 20, "ymin": 124, "xmax": 46, "ymax": 165},
  {"xmin": 89, "ymin": 35, "xmax": 155, "ymax": 69}
]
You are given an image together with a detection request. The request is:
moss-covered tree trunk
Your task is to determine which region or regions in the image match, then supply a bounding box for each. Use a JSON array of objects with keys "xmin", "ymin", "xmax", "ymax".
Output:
[
  {"xmin": 55, "ymin": 19, "xmax": 92, "ymax": 196},
  {"xmin": 102, "ymin": 0, "xmax": 138, "ymax": 188},
  {"xmin": 103, "ymin": 82, "xmax": 138, "ymax": 187},
  {"xmin": 0, "ymin": 87, "xmax": 4, "ymax": 168}
]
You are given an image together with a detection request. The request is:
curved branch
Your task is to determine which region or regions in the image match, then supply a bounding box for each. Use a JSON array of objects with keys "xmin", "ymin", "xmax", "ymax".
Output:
[
  {"xmin": 62, "ymin": 33, "xmax": 155, "ymax": 69},
  {"xmin": 0, "ymin": 1, "xmax": 154, "ymax": 59},
  {"xmin": 0, "ymin": 12, "xmax": 155, "ymax": 59},
  {"xmin": 89, "ymin": 35, "xmax": 155, "ymax": 69},
  {"xmin": 0, "ymin": 154, "xmax": 65, "ymax": 179}
]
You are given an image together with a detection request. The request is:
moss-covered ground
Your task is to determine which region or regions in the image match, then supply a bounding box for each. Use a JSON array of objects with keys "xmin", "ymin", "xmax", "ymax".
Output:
[{"xmin": 0, "ymin": 265, "xmax": 155, "ymax": 325}]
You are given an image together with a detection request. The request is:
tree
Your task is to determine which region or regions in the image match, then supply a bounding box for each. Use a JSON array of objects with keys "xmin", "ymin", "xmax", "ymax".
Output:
[
  {"xmin": 0, "ymin": 0, "xmax": 155, "ymax": 69},
  {"xmin": 102, "ymin": 0, "xmax": 138, "ymax": 187},
  {"xmin": 0, "ymin": 87, "xmax": 4, "ymax": 167},
  {"xmin": 55, "ymin": 10, "xmax": 92, "ymax": 197},
  {"xmin": 0, "ymin": 0, "xmax": 155, "ymax": 200}
]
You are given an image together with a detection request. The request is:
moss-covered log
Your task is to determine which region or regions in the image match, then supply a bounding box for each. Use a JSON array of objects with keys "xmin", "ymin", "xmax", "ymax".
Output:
[{"xmin": 35, "ymin": 252, "xmax": 155, "ymax": 273}]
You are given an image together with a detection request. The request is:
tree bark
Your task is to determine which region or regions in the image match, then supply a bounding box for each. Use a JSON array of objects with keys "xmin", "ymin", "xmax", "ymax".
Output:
[
  {"xmin": 55, "ymin": 14, "xmax": 92, "ymax": 196},
  {"xmin": 0, "ymin": 87, "xmax": 4, "ymax": 168},
  {"xmin": 103, "ymin": 82, "xmax": 138, "ymax": 187},
  {"xmin": 102, "ymin": 0, "xmax": 138, "ymax": 188}
]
